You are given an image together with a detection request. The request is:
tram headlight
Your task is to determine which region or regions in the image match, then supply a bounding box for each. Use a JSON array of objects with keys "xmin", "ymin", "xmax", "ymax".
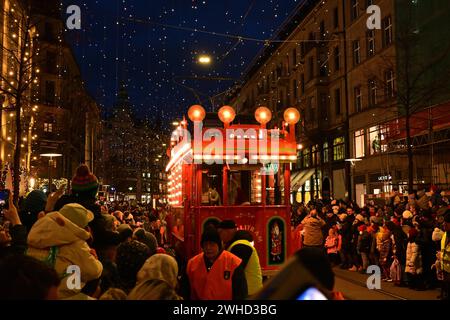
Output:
[
  {"xmin": 255, "ymin": 106, "xmax": 272, "ymax": 125},
  {"xmin": 218, "ymin": 105, "xmax": 236, "ymax": 124},
  {"xmin": 188, "ymin": 105, "xmax": 206, "ymax": 122},
  {"xmin": 284, "ymin": 107, "xmax": 300, "ymax": 125}
]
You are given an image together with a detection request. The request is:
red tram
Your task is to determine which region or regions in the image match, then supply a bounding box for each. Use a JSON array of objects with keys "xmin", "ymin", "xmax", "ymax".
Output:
[{"xmin": 166, "ymin": 105, "xmax": 300, "ymax": 273}]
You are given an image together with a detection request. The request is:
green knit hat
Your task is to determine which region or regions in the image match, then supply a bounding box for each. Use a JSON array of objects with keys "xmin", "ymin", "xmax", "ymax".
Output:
[{"xmin": 71, "ymin": 164, "xmax": 99, "ymax": 197}]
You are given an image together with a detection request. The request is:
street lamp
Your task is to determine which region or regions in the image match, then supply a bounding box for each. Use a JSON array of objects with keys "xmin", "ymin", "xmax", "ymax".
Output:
[
  {"xmin": 198, "ymin": 55, "xmax": 212, "ymax": 65},
  {"xmin": 40, "ymin": 153, "xmax": 62, "ymax": 194}
]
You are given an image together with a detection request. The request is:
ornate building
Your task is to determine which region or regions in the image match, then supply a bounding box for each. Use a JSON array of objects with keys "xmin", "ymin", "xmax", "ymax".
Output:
[
  {"xmin": 102, "ymin": 85, "xmax": 168, "ymax": 203},
  {"xmin": 0, "ymin": 0, "xmax": 101, "ymax": 194},
  {"xmin": 227, "ymin": 0, "xmax": 450, "ymax": 205}
]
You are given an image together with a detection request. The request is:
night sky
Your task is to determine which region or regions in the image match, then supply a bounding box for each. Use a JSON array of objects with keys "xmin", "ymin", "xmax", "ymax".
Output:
[{"xmin": 62, "ymin": 0, "xmax": 302, "ymax": 122}]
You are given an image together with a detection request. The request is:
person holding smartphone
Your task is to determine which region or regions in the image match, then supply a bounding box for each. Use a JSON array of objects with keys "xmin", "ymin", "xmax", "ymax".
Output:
[
  {"xmin": 301, "ymin": 209, "xmax": 327, "ymax": 249},
  {"xmin": 0, "ymin": 191, "xmax": 27, "ymax": 259}
]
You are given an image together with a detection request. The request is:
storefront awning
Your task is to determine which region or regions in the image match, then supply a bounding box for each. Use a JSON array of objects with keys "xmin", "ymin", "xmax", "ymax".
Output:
[{"xmin": 291, "ymin": 169, "xmax": 315, "ymax": 191}]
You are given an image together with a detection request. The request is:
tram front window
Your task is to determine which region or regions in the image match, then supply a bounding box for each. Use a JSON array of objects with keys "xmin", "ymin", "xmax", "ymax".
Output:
[
  {"xmin": 229, "ymin": 170, "xmax": 251, "ymax": 205},
  {"xmin": 201, "ymin": 165, "xmax": 286, "ymax": 206},
  {"xmin": 201, "ymin": 165, "xmax": 223, "ymax": 205}
]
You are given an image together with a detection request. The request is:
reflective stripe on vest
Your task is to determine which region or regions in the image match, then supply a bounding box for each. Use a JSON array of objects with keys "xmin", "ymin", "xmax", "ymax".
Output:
[
  {"xmin": 187, "ymin": 251, "xmax": 241, "ymax": 300},
  {"xmin": 228, "ymin": 239, "xmax": 263, "ymax": 296},
  {"xmin": 442, "ymin": 232, "xmax": 450, "ymax": 273}
]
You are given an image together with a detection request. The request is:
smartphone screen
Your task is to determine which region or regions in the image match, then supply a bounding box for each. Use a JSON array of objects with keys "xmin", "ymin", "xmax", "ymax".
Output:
[
  {"xmin": 296, "ymin": 287, "xmax": 328, "ymax": 300},
  {"xmin": 0, "ymin": 190, "xmax": 9, "ymax": 210}
]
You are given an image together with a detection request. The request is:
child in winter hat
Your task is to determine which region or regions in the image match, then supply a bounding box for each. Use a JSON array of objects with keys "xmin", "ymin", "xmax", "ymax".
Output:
[{"xmin": 71, "ymin": 164, "xmax": 99, "ymax": 199}]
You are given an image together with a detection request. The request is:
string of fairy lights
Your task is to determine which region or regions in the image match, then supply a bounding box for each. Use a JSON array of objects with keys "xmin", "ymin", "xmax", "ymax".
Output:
[
  {"xmin": 1, "ymin": 1, "xmax": 69, "ymax": 176},
  {"xmin": 65, "ymin": 0, "xmax": 307, "ymax": 122},
  {"xmin": 67, "ymin": 0, "xmax": 373, "ymax": 126},
  {"xmin": 2, "ymin": 2, "xmax": 40, "ymax": 169}
]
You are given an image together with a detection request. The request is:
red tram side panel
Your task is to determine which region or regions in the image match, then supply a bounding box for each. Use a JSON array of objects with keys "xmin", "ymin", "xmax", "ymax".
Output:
[{"xmin": 166, "ymin": 105, "xmax": 300, "ymax": 273}]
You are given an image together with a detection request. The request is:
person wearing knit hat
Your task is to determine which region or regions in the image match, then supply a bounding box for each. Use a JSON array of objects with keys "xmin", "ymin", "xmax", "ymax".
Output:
[
  {"xmin": 117, "ymin": 224, "xmax": 133, "ymax": 242},
  {"xmin": 358, "ymin": 224, "xmax": 367, "ymax": 233},
  {"xmin": 183, "ymin": 226, "xmax": 248, "ymax": 300},
  {"xmin": 403, "ymin": 210, "xmax": 413, "ymax": 220},
  {"xmin": 201, "ymin": 226, "xmax": 223, "ymax": 251},
  {"xmin": 116, "ymin": 240, "xmax": 151, "ymax": 293},
  {"xmin": 338, "ymin": 213, "xmax": 347, "ymax": 222},
  {"xmin": 71, "ymin": 164, "xmax": 99, "ymax": 199},
  {"xmin": 133, "ymin": 228, "xmax": 157, "ymax": 256}
]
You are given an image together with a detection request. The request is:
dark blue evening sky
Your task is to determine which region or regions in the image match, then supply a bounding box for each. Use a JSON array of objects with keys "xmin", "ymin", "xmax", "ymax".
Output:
[{"xmin": 62, "ymin": 0, "xmax": 302, "ymax": 122}]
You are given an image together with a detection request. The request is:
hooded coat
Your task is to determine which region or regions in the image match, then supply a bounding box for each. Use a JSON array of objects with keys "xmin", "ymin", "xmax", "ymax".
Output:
[
  {"xmin": 130, "ymin": 253, "xmax": 181, "ymax": 300},
  {"xmin": 27, "ymin": 211, "xmax": 103, "ymax": 299}
]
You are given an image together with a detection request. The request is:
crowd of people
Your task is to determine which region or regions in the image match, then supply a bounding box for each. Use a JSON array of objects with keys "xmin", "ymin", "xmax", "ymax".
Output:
[
  {"xmin": 291, "ymin": 187, "xmax": 450, "ymax": 299},
  {"xmin": 1, "ymin": 163, "xmax": 449, "ymax": 300},
  {"xmin": 0, "ymin": 164, "xmax": 181, "ymax": 300},
  {"xmin": 0, "ymin": 163, "xmax": 269, "ymax": 300}
]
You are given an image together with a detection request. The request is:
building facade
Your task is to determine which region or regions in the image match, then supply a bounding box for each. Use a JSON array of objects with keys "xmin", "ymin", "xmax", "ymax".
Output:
[
  {"xmin": 228, "ymin": 0, "xmax": 450, "ymax": 205},
  {"xmin": 102, "ymin": 86, "xmax": 168, "ymax": 204},
  {"xmin": 0, "ymin": 0, "xmax": 101, "ymax": 194}
]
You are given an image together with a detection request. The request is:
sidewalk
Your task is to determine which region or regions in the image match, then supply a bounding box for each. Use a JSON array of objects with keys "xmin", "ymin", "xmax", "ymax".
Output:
[{"xmin": 333, "ymin": 268, "xmax": 440, "ymax": 300}]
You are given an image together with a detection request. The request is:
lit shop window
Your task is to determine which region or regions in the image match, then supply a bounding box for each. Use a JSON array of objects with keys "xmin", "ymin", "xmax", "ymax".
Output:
[
  {"xmin": 44, "ymin": 122, "xmax": 53, "ymax": 132},
  {"xmin": 333, "ymin": 137, "xmax": 345, "ymax": 161},
  {"xmin": 354, "ymin": 129, "xmax": 365, "ymax": 158},
  {"xmin": 323, "ymin": 142, "xmax": 329, "ymax": 163},
  {"xmin": 368, "ymin": 126, "xmax": 388, "ymax": 155},
  {"xmin": 303, "ymin": 148, "xmax": 310, "ymax": 168}
]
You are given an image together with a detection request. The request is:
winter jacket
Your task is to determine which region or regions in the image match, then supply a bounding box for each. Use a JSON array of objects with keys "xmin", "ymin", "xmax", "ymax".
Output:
[
  {"xmin": 415, "ymin": 194, "xmax": 430, "ymax": 211},
  {"xmin": 339, "ymin": 220, "xmax": 353, "ymax": 250},
  {"xmin": 325, "ymin": 235, "xmax": 339, "ymax": 254},
  {"xmin": 390, "ymin": 227, "xmax": 408, "ymax": 264},
  {"xmin": 27, "ymin": 212, "xmax": 103, "ymax": 299},
  {"xmin": 377, "ymin": 229, "xmax": 392, "ymax": 263},
  {"xmin": 430, "ymin": 191, "xmax": 444, "ymax": 207},
  {"xmin": 54, "ymin": 195, "xmax": 106, "ymax": 250},
  {"xmin": 405, "ymin": 242, "xmax": 423, "ymax": 274},
  {"xmin": 357, "ymin": 231, "xmax": 372, "ymax": 254},
  {"xmin": 0, "ymin": 224, "xmax": 27, "ymax": 259},
  {"xmin": 301, "ymin": 216, "xmax": 326, "ymax": 246}
]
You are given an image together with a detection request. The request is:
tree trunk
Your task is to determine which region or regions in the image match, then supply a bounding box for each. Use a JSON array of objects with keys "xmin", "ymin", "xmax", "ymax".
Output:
[
  {"xmin": 405, "ymin": 112, "xmax": 414, "ymax": 193},
  {"xmin": 13, "ymin": 97, "xmax": 21, "ymax": 206}
]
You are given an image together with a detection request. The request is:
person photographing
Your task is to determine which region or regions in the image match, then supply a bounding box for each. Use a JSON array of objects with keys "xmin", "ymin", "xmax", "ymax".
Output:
[{"xmin": 301, "ymin": 209, "xmax": 326, "ymax": 248}]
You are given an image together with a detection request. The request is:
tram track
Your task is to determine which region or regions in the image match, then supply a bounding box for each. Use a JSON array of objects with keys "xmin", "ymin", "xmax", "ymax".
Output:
[{"xmin": 334, "ymin": 270, "xmax": 408, "ymax": 300}]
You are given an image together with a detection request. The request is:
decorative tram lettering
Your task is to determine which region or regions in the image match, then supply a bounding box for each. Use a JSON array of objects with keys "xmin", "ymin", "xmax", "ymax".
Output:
[{"xmin": 172, "ymin": 126, "xmax": 282, "ymax": 167}]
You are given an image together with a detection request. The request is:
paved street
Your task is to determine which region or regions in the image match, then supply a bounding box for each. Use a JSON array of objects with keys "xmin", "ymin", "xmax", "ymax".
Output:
[{"xmin": 334, "ymin": 268, "xmax": 440, "ymax": 300}]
